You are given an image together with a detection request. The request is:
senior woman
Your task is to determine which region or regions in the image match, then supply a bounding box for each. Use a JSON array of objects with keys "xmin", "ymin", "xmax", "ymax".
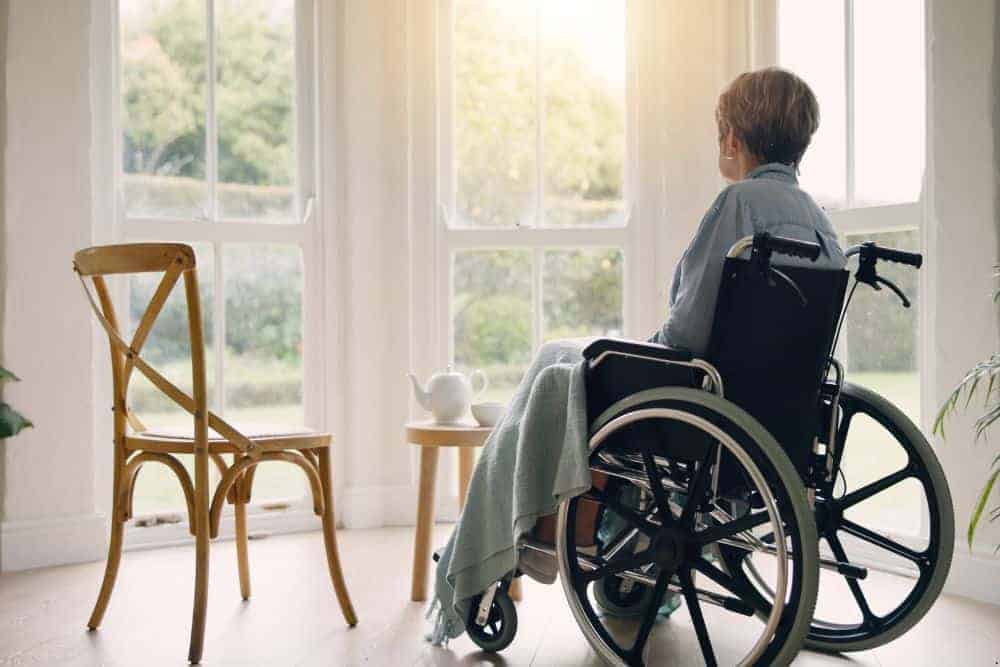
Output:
[{"xmin": 427, "ymin": 67, "xmax": 846, "ymax": 646}]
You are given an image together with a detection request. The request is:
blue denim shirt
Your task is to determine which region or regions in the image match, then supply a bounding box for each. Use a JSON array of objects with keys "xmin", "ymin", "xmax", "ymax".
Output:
[{"xmin": 650, "ymin": 162, "xmax": 846, "ymax": 356}]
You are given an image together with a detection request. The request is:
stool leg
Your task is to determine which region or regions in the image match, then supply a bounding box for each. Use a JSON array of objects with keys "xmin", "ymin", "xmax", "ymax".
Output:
[
  {"xmin": 411, "ymin": 446, "xmax": 439, "ymax": 602},
  {"xmin": 457, "ymin": 447, "xmax": 475, "ymax": 511}
]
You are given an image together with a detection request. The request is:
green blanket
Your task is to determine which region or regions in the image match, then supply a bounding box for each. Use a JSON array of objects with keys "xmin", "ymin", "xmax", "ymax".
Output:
[{"xmin": 427, "ymin": 340, "xmax": 593, "ymax": 645}]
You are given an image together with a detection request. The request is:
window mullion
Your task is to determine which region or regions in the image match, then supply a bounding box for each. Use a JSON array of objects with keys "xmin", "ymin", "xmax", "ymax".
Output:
[
  {"xmin": 206, "ymin": 0, "xmax": 219, "ymax": 223},
  {"xmin": 844, "ymin": 0, "xmax": 856, "ymax": 208},
  {"xmin": 533, "ymin": 2, "xmax": 543, "ymax": 229},
  {"xmin": 213, "ymin": 241, "xmax": 226, "ymax": 417},
  {"xmin": 532, "ymin": 247, "xmax": 543, "ymax": 349}
]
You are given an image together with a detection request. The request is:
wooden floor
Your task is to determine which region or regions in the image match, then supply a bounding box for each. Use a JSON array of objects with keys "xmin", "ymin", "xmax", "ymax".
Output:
[{"xmin": 1, "ymin": 526, "xmax": 997, "ymax": 666}]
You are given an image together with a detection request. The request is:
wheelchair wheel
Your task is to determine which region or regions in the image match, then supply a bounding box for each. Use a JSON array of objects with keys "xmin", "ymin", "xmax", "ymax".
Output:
[
  {"xmin": 722, "ymin": 382, "xmax": 954, "ymax": 652},
  {"xmin": 556, "ymin": 388, "xmax": 818, "ymax": 667},
  {"xmin": 466, "ymin": 587, "xmax": 517, "ymax": 653}
]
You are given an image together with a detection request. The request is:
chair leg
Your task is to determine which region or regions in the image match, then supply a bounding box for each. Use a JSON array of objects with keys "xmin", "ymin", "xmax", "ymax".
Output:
[
  {"xmin": 188, "ymin": 454, "xmax": 211, "ymax": 664},
  {"xmin": 234, "ymin": 480, "xmax": 251, "ymax": 601},
  {"xmin": 317, "ymin": 447, "xmax": 358, "ymax": 626},
  {"xmin": 87, "ymin": 513, "xmax": 125, "ymax": 629}
]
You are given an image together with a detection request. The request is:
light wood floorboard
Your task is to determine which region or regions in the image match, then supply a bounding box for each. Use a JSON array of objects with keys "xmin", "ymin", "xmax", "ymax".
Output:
[{"xmin": 0, "ymin": 526, "xmax": 996, "ymax": 666}]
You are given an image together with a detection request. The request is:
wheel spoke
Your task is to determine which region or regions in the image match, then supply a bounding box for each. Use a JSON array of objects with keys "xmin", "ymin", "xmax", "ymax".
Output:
[
  {"xmin": 840, "ymin": 519, "xmax": 925, "ymax": 564},
  {"xmin": 681, "ymin": 453, "xmax": 713, "ymax": 528},
  {"xmin": 582, "ymin": 548, "xmax": 658, "ymax": 583},
  {"xmin": 826, "ymin": 532, "xmax": 877, "ymax": 624},
  {"xmin": 630, "ymin": 571, "xmax": 671, "ymax": 660},
  {"xmin": 839, "ymin": 467, "xmax": 912, "ymax": 509},
  {"xmin": 694, "ymin": 510, "xmax": 770, "ymax": 545},
  {"xmin": 586, "ymin": 488, "xmax": 660, "ymax": 538},
  {"xmin": 642, "ymin": 451, "xmax": 674, "ymax": 525},
  {"xmin": 690, "ymin": 557, "xmax": 769, "ymax": 615},
  {"xmin": 679, "ymin": 568, "xmax": 717, "ymax": 667}
]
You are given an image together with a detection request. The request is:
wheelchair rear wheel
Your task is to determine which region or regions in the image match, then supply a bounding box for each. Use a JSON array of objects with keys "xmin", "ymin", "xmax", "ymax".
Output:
[
  {"xmin": 722, "ymin": 382, "xmax": 954, "ymax": 652},
  {"xmin": 556, "ymin": 388, "xmax": 819, "ymax": 667}
]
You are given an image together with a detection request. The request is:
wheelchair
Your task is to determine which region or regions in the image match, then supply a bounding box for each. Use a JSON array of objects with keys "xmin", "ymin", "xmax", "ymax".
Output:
[{"xmin": 464, "ymin": 233, "xmax": 954, "ymax": 666}]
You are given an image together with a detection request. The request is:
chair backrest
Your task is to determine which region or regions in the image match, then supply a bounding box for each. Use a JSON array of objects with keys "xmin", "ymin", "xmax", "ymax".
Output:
[
  {"xmin": 73, "ymin": 243, "xmax": 251, "ymax": 452},
  {"xmin": 706, "ymin": 258, "xmax": 848, "ymax": 477}
]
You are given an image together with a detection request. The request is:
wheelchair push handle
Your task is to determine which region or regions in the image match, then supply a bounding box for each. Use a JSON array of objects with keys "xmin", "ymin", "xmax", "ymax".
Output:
[
  {"xmin": 845, "ymin": 242, "xmax": 923, "ymax": 269},
  {"xmin": 758, "ymin": 233, "xmax": 823, "ymax": 262}
]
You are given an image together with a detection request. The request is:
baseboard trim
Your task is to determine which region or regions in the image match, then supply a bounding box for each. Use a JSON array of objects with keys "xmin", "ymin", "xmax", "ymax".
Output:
[
  {"xmin": 943, "ymin": 544, "xmax": 1000, "ymax": 606},
  {"xmin": 1, "ymin": 513, "xmax": 108, "ymax": 572},
  {"xmin": 339, "ymin": 484, "xmax": 460, "ymax": 529}
]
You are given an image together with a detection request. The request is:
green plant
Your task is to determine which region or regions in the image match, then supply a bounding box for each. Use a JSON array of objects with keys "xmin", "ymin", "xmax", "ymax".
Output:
[
  {"xmin": 933, "ymin": 267, "xmax": 1000, "ymax": 547},
  {"xmin": 0, "ymin": 366, "xmax": 32, "ymax": 438}
]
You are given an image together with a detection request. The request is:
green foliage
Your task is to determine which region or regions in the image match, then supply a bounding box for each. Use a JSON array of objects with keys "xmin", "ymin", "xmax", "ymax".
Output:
[
  {"xmin": 122, "ymin": 0, "xmax": 294, "ymax": 189},
  {"xmin": 453, "ymin": 0, "xmax": 623, "ymax": 227},
  {"xmin": 933, "ymin": 267, "xmax": 1000, "ymax": 548},
  {"xmin": 844, "ymin": 230, "xmax": 920, "ymax": 372},
  {"xmin": 0, "ymin": 367, "xmax": 32, "ymax": 438}
]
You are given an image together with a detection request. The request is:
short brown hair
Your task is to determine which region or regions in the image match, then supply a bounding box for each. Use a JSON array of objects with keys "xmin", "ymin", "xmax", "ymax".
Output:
[{"xmin": 716, "ymin": 67, "xmax": 820, "ymax": 169}]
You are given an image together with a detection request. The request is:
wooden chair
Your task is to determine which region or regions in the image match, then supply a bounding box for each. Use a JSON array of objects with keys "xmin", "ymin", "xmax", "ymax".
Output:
[{"xmin": 73, "ymin": 243, "xmax": 357, "ymax": 664}]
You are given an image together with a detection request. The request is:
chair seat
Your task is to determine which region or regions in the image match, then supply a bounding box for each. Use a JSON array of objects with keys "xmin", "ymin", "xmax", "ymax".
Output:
[{"xmin": 125, "ymin": 422, "xmax": 331, "ymax": 454}]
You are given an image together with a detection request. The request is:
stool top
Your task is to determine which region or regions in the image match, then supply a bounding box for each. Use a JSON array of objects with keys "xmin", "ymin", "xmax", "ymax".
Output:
[{"xmin": 405, "ymin": 420, "xmax": 493, "ymax": 447}]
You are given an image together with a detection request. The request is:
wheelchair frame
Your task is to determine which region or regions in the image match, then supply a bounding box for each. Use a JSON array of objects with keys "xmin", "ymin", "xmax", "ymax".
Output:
[{"xmin": 463, "ymin": 233, "xmax": 952, "ymax": 667}]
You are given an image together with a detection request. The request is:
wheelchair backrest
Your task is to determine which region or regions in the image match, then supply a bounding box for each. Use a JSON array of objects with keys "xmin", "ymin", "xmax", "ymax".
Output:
[{"xmin": 706, "ymin": 258, "xmax": 848, "ymax": 476}]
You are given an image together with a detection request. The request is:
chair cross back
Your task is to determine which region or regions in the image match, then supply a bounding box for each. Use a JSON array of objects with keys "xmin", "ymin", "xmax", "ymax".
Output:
[{"xmin": 73, "ymin": 243, "xmax": 255, "ymax": 456}]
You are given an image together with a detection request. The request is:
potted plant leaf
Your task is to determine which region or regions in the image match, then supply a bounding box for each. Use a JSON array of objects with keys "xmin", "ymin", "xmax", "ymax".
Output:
[
  {"xmin": 933, "ymin": 268, "xmax": 999, "ymax": 547},
  {"xmin": 0, "ymin": 366, "xmax": 32, "ymax": 438}
]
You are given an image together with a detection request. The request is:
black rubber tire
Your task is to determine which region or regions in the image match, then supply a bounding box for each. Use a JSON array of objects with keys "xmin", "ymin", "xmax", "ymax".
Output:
[
  {"xmin": 557, "ymin": 388, "xmax": 819, "ymax": 667},
  {"xmin": 803, "ymin": 383, "xmax": 955, "ymax": 652},
  {"xmin": 593, "ymin": 575, "xmax": 660, "ymax": 618},
  {"xmin": 466, "ymin": 588, "xmax": 518, "ymax": 653}
]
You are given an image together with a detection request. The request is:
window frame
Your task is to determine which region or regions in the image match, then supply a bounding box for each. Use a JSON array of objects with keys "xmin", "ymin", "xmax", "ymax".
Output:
[
  {"xmin": 434, "ymin": 0, "xmax": 642, "ymax": 376},
  {"xmin": 755, "ymin": 0, "xmax": 931, "ymax": 561},
  {"xmin": 101, "ymin": 0, "xmax": 329, "ymax": 544}
]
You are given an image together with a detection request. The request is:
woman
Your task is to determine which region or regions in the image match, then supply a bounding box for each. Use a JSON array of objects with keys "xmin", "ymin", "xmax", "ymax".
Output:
[
  {"xmin": 651, "ymin": 66, "xmax": 846, "ymax": 354},
  {"xmin": 428, "ymin": 67, "xmax": 846, "ymax": 646}
]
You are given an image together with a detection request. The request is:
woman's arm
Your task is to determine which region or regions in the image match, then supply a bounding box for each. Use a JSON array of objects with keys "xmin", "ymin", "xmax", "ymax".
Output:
[{"xmin": 649, "ymin": 189, "xmax": 743, "ymax": 356}]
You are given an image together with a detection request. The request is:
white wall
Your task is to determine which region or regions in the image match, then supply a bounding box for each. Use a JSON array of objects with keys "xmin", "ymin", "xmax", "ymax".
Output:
[
  {"xmin": 0, "ymin": 1, "xmax": 104, "ymax": 570},
  {"xmin": 0, "ymin": 0, "xmax": 997, "ymax": 609},
  {"xmin": 924, "ymin": 0, "xmax": 1000, "ymax": 601}
]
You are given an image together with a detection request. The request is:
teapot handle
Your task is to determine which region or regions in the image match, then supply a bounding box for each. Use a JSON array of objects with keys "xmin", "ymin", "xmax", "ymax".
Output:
[{"xmin": 471, "ymin": 369, "xmax": 489, "ymax": 400}]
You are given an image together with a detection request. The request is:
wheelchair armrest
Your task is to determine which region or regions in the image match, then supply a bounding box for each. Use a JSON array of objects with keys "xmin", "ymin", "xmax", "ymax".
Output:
[{"xmin": 582, "ymin": 338, "xmax": 694, "ymax": 366}]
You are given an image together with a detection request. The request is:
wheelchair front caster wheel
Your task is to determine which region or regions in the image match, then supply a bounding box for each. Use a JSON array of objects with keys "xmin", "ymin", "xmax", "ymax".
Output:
[{"xmin": 466, "ymin": 588, "xmax": 517, "ymax": 653}]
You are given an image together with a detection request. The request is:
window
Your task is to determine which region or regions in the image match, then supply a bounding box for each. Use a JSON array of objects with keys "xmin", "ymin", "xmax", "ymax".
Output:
[
  {"xmin": 117, "ymin": 0, "xmax": 319, "ymax": 518},
  {"xmin": 775, "ymin": 0, "xmax": 925, "ymax": 536},
  {"xmin": 443, "ymin": 0, "xmax": 629, "ymax": 402}
]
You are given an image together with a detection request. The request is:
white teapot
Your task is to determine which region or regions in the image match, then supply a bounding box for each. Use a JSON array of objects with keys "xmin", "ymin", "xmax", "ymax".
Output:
[{"xmin": 407, "ymin": 365, "xmax": 488, "ymax": 424}]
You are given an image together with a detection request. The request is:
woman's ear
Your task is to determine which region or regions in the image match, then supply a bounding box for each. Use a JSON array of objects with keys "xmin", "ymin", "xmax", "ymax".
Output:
[{"xmin": 721, "ymin": 128, "xmax": 740, "ymax": 160}]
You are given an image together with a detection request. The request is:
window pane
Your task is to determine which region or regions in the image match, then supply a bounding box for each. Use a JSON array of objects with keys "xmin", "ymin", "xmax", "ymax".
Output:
[
  {"xmin": 129, "ymin": 242, "xmax": 215, "ymax": 516},
  {"xmin": 453, "ymin": 250, "xmax": 532, "ymax": 404},
  {"xmin": 454, "ymin": 0, "xmax": 537, "ymax": 228},
  {"xmin": 843, "ymin": 229, "xmax": 920, "ymax": 422},
  {"xmin": 224, "ymin": 244, "xmax": 304, "ymax": 499},
  {"xmin": 216, "ymin": 0, "xmax": 297, "ymax": 222},
  {"xmin": 542, "ymin": 248, "xmax": 623, "ymax": 340},
  {"xmin": 541, "ymin": 1, "xmax": 626, "ymax": 227},
  {"xmin": 121, "ymin": 0, "xmax": 207, "ymax": 219},
  {"xmin": 839, "ymin": 230, "xmax": 922, "ymax": 535},
  {"xmin": 853, "ymin": 0, "xmax": 925, "ymax": 206},
  {"xmin": 778, "ymin": 0, "xmax": 847, "ymax": 208}
]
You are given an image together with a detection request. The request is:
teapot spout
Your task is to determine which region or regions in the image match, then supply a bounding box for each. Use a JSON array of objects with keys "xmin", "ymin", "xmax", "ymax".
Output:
[{"xmin": 407, "ymin": 373, "xmax": 432, "ymax": 411}]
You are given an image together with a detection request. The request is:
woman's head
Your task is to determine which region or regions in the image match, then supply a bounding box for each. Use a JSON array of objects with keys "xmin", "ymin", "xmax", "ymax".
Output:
[{"xmin": 716, "ymin": 67, "xmax": 819, "ymax": 182}]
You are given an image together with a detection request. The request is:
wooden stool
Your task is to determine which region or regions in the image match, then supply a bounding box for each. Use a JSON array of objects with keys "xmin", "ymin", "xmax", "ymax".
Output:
[{"xmin": 406, "ymin": 420, "xmax": 521, "ymax": 603}]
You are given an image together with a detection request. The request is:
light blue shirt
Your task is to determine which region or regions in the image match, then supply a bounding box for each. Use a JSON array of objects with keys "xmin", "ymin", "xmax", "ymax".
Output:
[{"xmin": 650, "ymin": 162, "xmax": 847, "ymax": 356}]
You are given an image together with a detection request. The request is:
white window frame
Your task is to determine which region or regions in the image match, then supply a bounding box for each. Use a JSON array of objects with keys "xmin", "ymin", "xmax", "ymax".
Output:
[
  {"xmin": 755, "ymin": 0, "xmax": 924, "ymax": 236},
  {"xmin": 93, "ymin": 0, "xmax": 331, "ymax": 547},
  {"xmin": 754, "ymin": 0, "xmax": 932, "ymax": 567},
  {"xmin": 434, "ymin": 0, "xmax": 644, "ymax": 374}
]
